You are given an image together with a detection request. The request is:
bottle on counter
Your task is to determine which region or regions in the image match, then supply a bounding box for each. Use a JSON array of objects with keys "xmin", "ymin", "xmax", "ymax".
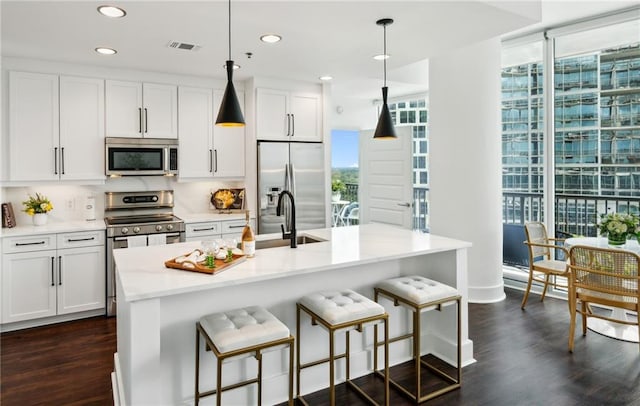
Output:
[{"xmin": 241, "ymin": 210, "xmax": 255, "ymax": 258}]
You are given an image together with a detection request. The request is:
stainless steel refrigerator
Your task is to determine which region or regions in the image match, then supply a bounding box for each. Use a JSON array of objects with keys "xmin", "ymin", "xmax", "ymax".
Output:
[{"xmin": 257, "ymin": 141, "xmax": 326, "ymax": 234}]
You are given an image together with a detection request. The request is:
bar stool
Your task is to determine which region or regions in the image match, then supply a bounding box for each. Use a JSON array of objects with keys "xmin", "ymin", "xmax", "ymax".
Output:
[
  {"xmin": 374, "ymin": 276, "xmax": 461, "ymax": 403},
  {"xmin": 297, "ymin": 289, "xmax": 390, "ymax": 406},
  {"xmin": 195, "ymin": 306, "xmax": 294, "ymax": 406}
]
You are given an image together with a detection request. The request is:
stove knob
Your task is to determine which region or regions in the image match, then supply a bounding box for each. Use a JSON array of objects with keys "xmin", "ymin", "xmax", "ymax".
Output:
[
  {"xmin": 156, "ymin": 225, "xmax": 163, "ymax": 232},
  {"xmin": 133, "ymin": 227, "xmax": 141, "ymax": 233},
  {"xmin": 166, "ymin": 224, "xmax": 174, "ymax": 231},
  {"xmin": 121, "ymin": 227, "xmax": 129, "ymax": 235}
]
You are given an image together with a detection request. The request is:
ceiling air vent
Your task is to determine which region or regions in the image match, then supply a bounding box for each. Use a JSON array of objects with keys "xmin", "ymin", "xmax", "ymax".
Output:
[{"xmin": 167, "ymin": 41, "xmax": 201, "ymax": 52}]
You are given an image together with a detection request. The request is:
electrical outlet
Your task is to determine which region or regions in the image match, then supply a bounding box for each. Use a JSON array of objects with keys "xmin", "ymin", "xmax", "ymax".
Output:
[{"xmin": 66, "ymin": 198, "xmax": 74, "ymax": 210}]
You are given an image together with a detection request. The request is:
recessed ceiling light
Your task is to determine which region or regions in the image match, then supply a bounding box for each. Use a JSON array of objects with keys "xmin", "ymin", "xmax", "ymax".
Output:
[
  {"xmin": 222, "ymin": 63, "xmax": 241, "ymax": 70},
  {"xmin": 319, "ymin": 76, "xmax": 333, "ymax": 81},
  {"xmin": 373, "ymin": 54, "xmax": 390, "ymax": 60},
  {"xmin": 260, "ymin": 34, "xmax": 282, "ymax": 44},
  {"xmin": 97, "ymin": 5, "xmax": 126, "ymax": 18},
  {"xmin": 95, "ymin": 47, "xmax": 117, "ymax": 55}
]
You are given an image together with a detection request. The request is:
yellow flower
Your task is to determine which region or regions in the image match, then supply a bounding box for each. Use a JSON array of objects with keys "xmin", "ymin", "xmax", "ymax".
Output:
[
  {"xmin": 26, "ymin": 208, "xmax": 35, "ymax": 216},
  {"xmin": 22, "ymin": 193, "xmax": 53, "ymax": 215}
]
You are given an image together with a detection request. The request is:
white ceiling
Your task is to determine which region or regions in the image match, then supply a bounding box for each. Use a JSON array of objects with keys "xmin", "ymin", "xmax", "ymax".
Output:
[{"xmin": 1, "ymin": 1, "xmax": 636, "ymax": 101}]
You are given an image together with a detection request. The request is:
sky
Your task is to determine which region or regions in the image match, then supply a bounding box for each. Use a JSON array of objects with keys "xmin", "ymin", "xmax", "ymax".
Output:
[{"xmin": 331, "ymin": 129, "xmax": 359, "ymax": 168}]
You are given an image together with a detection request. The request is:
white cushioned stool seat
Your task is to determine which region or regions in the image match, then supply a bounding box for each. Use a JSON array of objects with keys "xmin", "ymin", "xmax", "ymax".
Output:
[
  {"xmin": 376, "ymin": 276, "xmax": 458, "ymax": 305},
  {"xmin": 199, "ymin": 306, "xmax": 290, "ymax": 354},
  {"xmin": 299, "ymin": 289, "xmax": 385, "ymax": 325}
]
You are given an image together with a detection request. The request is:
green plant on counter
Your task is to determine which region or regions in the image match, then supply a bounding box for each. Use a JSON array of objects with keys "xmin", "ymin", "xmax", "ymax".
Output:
[{"xmin": 331, "ymin": 179, "xmax": 346, "ymax": 193}]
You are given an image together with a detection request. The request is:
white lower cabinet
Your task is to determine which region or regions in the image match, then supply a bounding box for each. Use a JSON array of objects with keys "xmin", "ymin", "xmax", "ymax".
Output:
[
  {"xmin": 185, "ymin": 219, "xmax": 255, "ymax": 243},
  {"xmin": 1, "ymin": 231, "xmax": 105, "ymax": 325}
]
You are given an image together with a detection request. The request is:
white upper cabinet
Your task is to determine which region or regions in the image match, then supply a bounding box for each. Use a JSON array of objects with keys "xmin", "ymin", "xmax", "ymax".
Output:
[
  {"xmin": 178, "ymin": 86, "xmax": 245, "ymax": 180},
  {"xmin": 8, "ymin": 72, "xmax": 105, "ymax": 182},
  {"xmin": 256, "ymin": 88, "xmax": 321, "ymax": 142},
  {"xmin": 59, "ymin": 76, "xmax": 105, "ymax": 181},
  {"xmin": 106, "ymin": 80, "xmax": 177, "ymax": 139}
]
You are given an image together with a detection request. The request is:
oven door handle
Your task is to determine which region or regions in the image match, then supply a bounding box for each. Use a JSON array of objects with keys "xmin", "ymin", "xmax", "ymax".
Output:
[{"xmin": 113, "ymin": 232, "xmax": 181, "ymax": 243}]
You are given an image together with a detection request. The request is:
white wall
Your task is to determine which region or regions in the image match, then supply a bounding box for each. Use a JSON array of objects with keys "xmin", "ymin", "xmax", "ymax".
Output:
[{"xmin": 428, "ymin": 37, "xmax": 505, "ymax": 303}]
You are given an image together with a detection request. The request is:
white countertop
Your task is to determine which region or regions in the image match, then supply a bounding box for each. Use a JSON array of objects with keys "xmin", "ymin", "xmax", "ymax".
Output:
[
  {"xmin": 0, "ymin": 220, "xmax": 105, "ymax": 237},
  {"xmin": 115, "ymin": 223, "xmax": 472, "ymax": 302}
]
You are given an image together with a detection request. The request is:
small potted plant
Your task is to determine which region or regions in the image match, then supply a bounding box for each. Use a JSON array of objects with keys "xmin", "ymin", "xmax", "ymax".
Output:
[
  {"xmin": 598, "ymin": 212, "xmax": 639, "ymax": 246},
  {"xmin": 22, "ymin": 192, "xmax": 53, "ymax": 226},
  {"xmin": 331, "ymin": 179, "xmax": 346, "ymax": 202}
]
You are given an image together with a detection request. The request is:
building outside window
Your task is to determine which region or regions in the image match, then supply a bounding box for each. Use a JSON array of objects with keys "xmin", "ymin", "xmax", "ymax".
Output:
[
  {"xmin": 501, "ymin": 15, "xmax": 640, "ymax": 274},
  {"xmin": 389, "ymin": 96, "xmax": 429, "ymax": 231}
]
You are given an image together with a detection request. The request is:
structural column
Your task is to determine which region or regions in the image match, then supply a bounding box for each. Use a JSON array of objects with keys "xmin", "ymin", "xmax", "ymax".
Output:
[{"xmin": 428, "ymin": 37, "xmax": 505, "ymax": 303}]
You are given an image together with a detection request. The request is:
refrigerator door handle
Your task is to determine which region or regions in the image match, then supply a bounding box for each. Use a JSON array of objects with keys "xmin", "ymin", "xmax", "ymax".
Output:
[
  {"xmin": 283, "ymin": 163, "xmax": 291, "ymax": 231},
  {"xmin": 289, "ymin": 162, "xmax": 296, "ymax": 198}
]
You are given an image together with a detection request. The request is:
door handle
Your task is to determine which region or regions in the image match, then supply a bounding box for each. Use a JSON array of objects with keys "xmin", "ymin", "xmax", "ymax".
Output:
[
  {"xmin": 138, "ymin": 107, "xmax": 143, "ymax": 133},
  {"xmin": 209, "ymin": 149, "xmax": 213, "ymax": 172},
  {"xmin": 54, "ymin": 147, "xmax": 58, "ymax": 175},
  {"xmin": 214, "ymin": 149, "xmax": 218, "ymax": 173},
  {"xmin": 397, "ymin": 202, "xmax": 412, "ymax": 207},
  {"xmin": 58, "ymin": 256, "xmax": 62, "ymax": 285},
  {"xmin": 51, "ymin": 257, "xmax": 55, "ymax": 287},
  {"xmin": 291, "ymin": 113, "xmax": 295, "ymax": 136},
  {"xmin": 144, "ymin": 108, "xmax": 148, "ymax": 133},
  {"xmin": 286, "ymin": 114, "xmax": 291, "ymax": 137},
  {"xmin": 61, "ymin": 147, "xmax": 65, "ymax": 175}
]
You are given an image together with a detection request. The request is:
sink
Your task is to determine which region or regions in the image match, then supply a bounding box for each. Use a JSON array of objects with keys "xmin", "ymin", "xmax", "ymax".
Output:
[{"xmin": 255, "ymin": 235, "xmax": 325, "ymax": 250}]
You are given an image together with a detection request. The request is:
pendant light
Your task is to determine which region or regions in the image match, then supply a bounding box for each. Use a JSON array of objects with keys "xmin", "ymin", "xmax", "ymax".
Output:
[
  {"xmin": 215, "ymin": 0, "xmax": 245, "ymax": 127},
  {"xmin": 373, "ymin": 18, "xmax": 397, "ymax": 139}
]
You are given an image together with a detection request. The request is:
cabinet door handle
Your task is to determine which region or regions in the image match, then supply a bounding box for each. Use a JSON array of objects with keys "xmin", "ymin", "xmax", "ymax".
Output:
[
  {"xmin": 397, "ymin": 202, "xmax": 412, "ymax": 207},
  {"xmin": 291, "ymin": 113, "xmax": 295, "ymax": 136},
  {"xmin": 193, "ymin": 227, "xmax": 215, "ymax": 232},
  {"xmin": 227, "ymin": 225, "xmax": 244, "ymax": 229},
  {"xmin": 54, "ymin": 147, "xmax": 58, "ymax": 175},
  {"xmin": 67, "ymin": 237, "xmax": 95, "ymax": 242},
  {"xmin": 58, "ymin": 256, "xmax": 62, "ymax": 285},
  {"xmin": 138, "ymin": 107, "xmax": 143, "ymax": 133},
  {"xmin": 51, "ymin": 257, "xmax": 55, "ymax": 287},
  {"xmin": 209, "ymin": 149, "xmax": 213, "ymax": 172},
  {"xmin": 15, "ymin": 241, "xmax": 46, "ymax": 246},
  {"xmin": 286, "ymin": 114, "xmax": 291, "ymax": 137},
  {"xmin": 214, "ymin": 149, "xmax": 218, "ymax": 173},
  {"xmin": 144, "ymin": 108, "xmax": 148, "ymax": 133},
  {"xmin": 61, "ymin": 147, "xmax": 65, "ymax": 175}
]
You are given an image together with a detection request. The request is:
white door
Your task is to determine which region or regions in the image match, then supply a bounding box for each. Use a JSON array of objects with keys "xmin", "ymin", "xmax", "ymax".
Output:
[
  {"xmin": 9, "ymin": 71, "xmax": 59, "ymax": 181},
  {"xmin": 105, "ymin": 80, "xmax": 143, "ymax": 138},
  {"xmin": 359, "ymin": 126, "xmax": 413, "ymax": 228},
  {"xmin": 178, "ymin": 86, "xmax": 214, "ymax": 179},
  {"xmin": 59, "ymin": 76, "xmax": 105, "ymax": 181},
  {"xmin": 57, "ymin": 245, "xmax": 106, "ymax": 314},
  {"xmin": 213, "ymin": 90, "xmax": 245, "ymax": 177},
  {"xmin": 2, "ymin": 250, "xmax": 57, "ymax": 323},
  {"xmin": 256, "ymin": 88, "xmax": 289, "ymax": 141},
  {"xmin": 143, "ymin": 83, "xmax": 178, "ymax": 139},
  {"xmin": 290, "ymin": 93, "xmax": 321, "ymax": 142}
]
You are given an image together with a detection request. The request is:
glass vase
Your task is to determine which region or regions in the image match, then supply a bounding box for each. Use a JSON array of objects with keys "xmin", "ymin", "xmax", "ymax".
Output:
[{"xmin": 607, "ymin": 233, "xmax": 626, "ymax": 247}]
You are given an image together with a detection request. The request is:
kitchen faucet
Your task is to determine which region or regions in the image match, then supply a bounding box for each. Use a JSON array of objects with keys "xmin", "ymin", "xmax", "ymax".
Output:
[{"xmin": 276, "ymin": 190, "xmax": 297, "ymax": 248}]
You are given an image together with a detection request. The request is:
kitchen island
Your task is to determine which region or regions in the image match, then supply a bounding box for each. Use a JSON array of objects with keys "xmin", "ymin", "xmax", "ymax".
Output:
[{"xmin": 113, "ymin": 223, "xmax": 474, "ymax": 405}]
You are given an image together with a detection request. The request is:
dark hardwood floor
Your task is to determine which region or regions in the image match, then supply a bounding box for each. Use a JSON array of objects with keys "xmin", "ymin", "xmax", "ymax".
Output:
[{"xmin": 2, "ymin": 288, "xmax": 639, "ymax": 405}]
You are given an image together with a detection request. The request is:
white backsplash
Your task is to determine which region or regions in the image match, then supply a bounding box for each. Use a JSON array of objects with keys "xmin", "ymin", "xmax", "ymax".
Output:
[{"xmin": 1, "ymin": 177, "xmax": 244, "ymax": 227}]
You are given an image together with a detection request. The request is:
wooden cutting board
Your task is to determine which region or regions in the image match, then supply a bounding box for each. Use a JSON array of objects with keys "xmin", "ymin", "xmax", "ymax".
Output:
[{"xmin": 164, "ymin": 249, "xmax": 246, "ymax": 275}]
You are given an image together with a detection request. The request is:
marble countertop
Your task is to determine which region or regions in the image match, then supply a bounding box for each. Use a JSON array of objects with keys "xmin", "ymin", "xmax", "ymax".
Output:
[
  {"xmin": 115, "ymin": 223, "xmax": 472, "ymax": 302},
  {"xmin": 0, "ymin": 220, "xmax": 105, "ymax": 237}
]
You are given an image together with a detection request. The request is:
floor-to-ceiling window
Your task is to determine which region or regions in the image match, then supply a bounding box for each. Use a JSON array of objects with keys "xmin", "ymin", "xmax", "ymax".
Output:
[{"xmin": 501, "ymin": 12, "xmax": 640, "ymax": 284}]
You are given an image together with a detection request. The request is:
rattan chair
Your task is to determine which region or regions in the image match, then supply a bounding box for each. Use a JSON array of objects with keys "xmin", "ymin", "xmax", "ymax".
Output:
[
  {"xmin": 521, "ymin": 222, "xmax": 570, "ymax": 309},
  {"xmin": 567, "ymin": 245, "xmax": 640, "ymax": 352}
]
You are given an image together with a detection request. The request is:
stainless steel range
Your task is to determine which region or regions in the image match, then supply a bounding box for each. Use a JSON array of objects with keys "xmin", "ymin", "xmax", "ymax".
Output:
[{"xmin": 105, "ymin": 190, "xmax": 185, "ymax": 316}]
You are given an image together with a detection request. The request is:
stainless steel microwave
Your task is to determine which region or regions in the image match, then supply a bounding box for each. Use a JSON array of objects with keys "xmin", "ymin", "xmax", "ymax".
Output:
[{"xmin": 105, "ymin": 137, "xmax": 178, "ymax": 176}]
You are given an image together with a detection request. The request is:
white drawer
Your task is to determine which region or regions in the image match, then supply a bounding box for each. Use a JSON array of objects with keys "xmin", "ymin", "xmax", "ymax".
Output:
[
  {"xmin": 57, "ymin": 231, "xmax": 105, "ymax": 249},
  {"xmin": 221, "ymin": 219, "xmax": 253, "ymax": 234},
  {"xmin": 185, "ymin": 222, "xmax": 221, "ymax": 238},
  {"xmin": 3, "ymin": 234, "xmax": 57, "ymax": 253}
]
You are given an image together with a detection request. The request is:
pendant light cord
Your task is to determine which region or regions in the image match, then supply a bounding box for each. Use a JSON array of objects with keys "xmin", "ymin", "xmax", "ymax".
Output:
[
  {"xmin": 228, "ymin": 0, "xmax": 231, "ymax": 61},
  {"xmin": 383, "ymin": 22, "xmax": 387, "ymax": 87}
]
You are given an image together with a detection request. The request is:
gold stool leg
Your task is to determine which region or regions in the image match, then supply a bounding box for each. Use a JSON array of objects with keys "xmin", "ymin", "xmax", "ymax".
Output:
[
  {"xmin": 414, "ymin": 306, "xmax": 421, "ymax": 402},
  {"xmin": 384, "ymin": 316, "xmax": 390, "ymax": 406},
  {"xmin": 288, "ymin": 338, "xmax": 294, "ymax": 406},
  {"xmin": 216, "ymin": 353, "xmax": 222, "ymax": 406},
  {"xmin": 329, "ymin": 328, "xmax": 335, "ymax": 406},
  {"xmin": 296, "ymin": 305, "xmax": 301, "ymax": 399},
  {"xmin": 346, "ymin": 330, "xmax": 351, "ymax": 380},
  {"xmin": 257, "ymin": 351, "xmax": 263, "ymax": 406},
  {"xmin": 195, "ymin": 327, "xmax": 200, "ymax": 406}
]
